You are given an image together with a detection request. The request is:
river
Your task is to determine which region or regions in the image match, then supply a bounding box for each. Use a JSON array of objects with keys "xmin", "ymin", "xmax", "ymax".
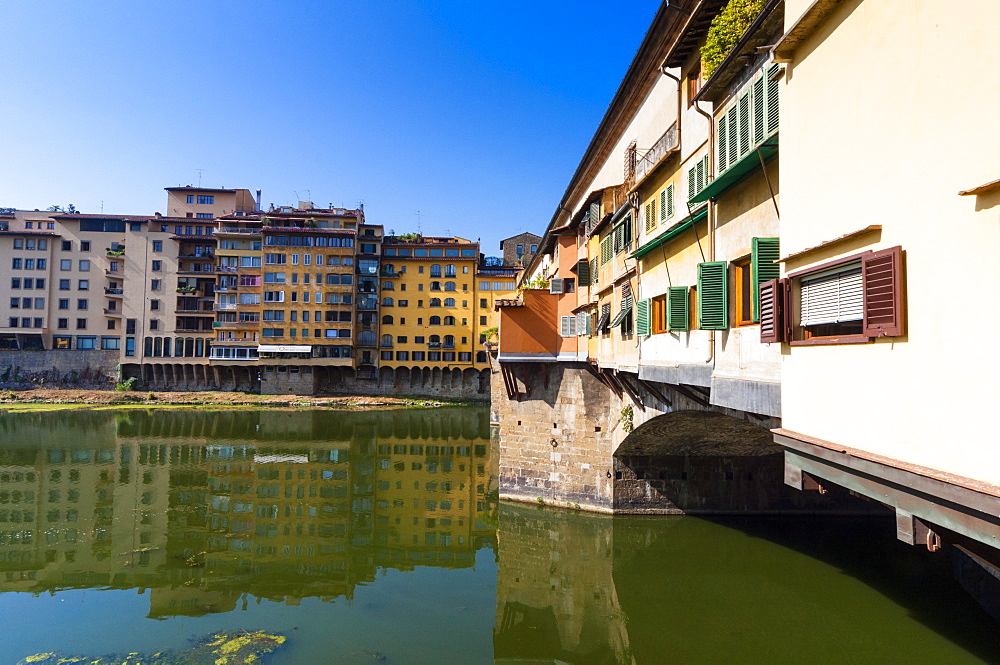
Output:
[{"xmin": 0, "ymin": 408, "xmax": 996, "ymax": 664}]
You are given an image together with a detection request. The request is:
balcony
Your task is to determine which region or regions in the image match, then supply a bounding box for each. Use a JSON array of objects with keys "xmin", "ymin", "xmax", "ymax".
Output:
[
  {"xmin": 217, "ymin": 227, "xmax": 261, "ymax": 235},
  {"xmin": 176, "ymin": 286, "xmax": 200, "ymax": 295},
  {"xmin": 380, "ymin": 268, "xmax": 400, "ymax": 278},
  {"xmin": 214, "ymin": 303, "xmax": 238, "ymax": 311},
  {"xmin": 104, "ymin": 269, "xmax": 123, "ymax": 277},
  {"xmin": 104, "ymin": 287, "xmax": 123, "ymax": 296},
  {"xmin": 427, "ymin": 342, "xmax": 441, "ymax": 349},
  {"xmin": 178, "ymin": 251, "xmax": 214, "ymax": 259},
  {"xmin": 103, "ymin": 308, "xmax": 122, "ymax": 317},
  {"xmin": 626, "ymin": 121, "xmax": 680, "ymax": 191},
  {"xmin": 216, "ymin": 266, "xmax": 238, "ymax": 273},
  {"xmin": 177, "ymin": 268, "xmax": 215, "ymax": 276}
]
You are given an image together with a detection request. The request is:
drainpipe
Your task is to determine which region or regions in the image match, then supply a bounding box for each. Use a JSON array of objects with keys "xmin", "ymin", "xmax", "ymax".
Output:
[
  {"xmin": 693, "ymin": 98, "xmax": 716, "ymax": 367},
  {"xmin": 660, "ymin": 63, "xmax": 682, "ymax": 141}
]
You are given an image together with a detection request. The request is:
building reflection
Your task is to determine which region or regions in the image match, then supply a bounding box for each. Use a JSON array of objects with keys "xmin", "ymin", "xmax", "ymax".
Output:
[
  {"xmin": 0, "ymin": 408, "xmax": 496, "ymax": 618},
  {"xmin": 494, "ymin": 503, "xmax": 638, "ymax": 665}
]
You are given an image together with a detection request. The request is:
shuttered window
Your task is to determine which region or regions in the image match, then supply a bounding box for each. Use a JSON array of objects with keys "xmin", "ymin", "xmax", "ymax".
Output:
[
  {"xmin": 667, "ymin": 286, "xmax": 689, "ymax": 331},
  {"xmin": 636, "ymin": 298, "xmax": 650, "ymax": 335},
  {"xmin": 575, "ymin": 259, "xmax": 591, "ymax": 287},
  {"xmin": 612, "ymin": 214, "xmax": 633, "ymax": 255},
  {"xmin": 717, "ymin": 64, "xmax": 781, "ymax": 176},
  {"xmin": 600, "ymin": 236, "xmax": 613, "ymax": 265},
  {"xmin": 576, "ymin": 311, "xmax": 589, "ymax": 337},
  {"xmin": 687, "ymin": 155, "xmax": 710, "ymax": 202},
  {"xmin": 559, "ymin": 315, "xmax": 577, "ymax": 337},
  {"xmin": 697, "ymin": 262, "xmax": 728, "ymax": 330},
  {"xmin": 589, "ymin": 201, "xmax": 601, "ymax": 233},
  {"xmin": 549, "ymin": 278, "xmax": 564, "ymax": 295},
  {"xmin": 800, "ymin": 263, "xmax": 863, "ymax": 327},
  {"xmin": 590, "ymin": 257, "xmax": 599, "ymax": 284},
  {"xmin": 660, "ymin": 184, "xmax": 674, "ymax": 223},
  {"xmin": 598, "ymin": 303, "xmax": 611, "ymax": 333},
  {"xmin": 751, "ymin": 237, "xmax": 780, "ymax": 322},
  {"xmin": 644, "ymin": 200, "xmax": 656, "ymax": 233}
]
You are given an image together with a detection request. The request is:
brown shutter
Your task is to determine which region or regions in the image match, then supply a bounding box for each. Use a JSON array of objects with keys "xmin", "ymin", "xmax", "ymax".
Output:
[
  {"xmin": 759, "ymin": 278, "xmax": 785, "ymax": 343},
  {"xmin": 781, "ymin": 277, "xmax": 794, "ymax": 342},
  {"xmin": 862, "ymin": 246, "xmax": 905, "ymax": 337}
]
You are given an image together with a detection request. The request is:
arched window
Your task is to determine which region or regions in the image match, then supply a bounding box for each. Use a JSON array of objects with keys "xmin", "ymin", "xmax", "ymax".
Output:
[
  {"xmin": 143, "ymin": 337, "xmax": 153, "ymax": 357},
  {"xmin": 429, "ymin": 335, "xmax": 441, "ymax": 343},
  {"xmin": 444, "ymin": 298, "xmax": 456, "ymax": 307},
  {"xmin": 444, "ymin": 335, "xmax": 455, "ymax": 347},
  {"xmin": 430, "ymin": 264, "xmax": 442, "ymax": 278},
  {"xmin": 381, "ymin": 334, "xmax": 393, "ymax": 347},
  {"xmin": 162, "ymin": 337, "xmax": 172, "ymax": 357},
  {"xmin": 430, "ymin": 281, "xmax": 442, "ymax": 291},
  {"xmin": 382, "ymin": 297, "xmax": 394, "ymax": 306},
  {"xmin": 476, "ymin": 351, "xmax": 488, "ymax": 363},
  {"xmin": 185, "ymin": 338, "xmax": 195, "ymax": 357},
  {"xmin": 195, "ymin": 338, "xmax": 204, "ymax": 357},
  {"xmin": 382, "ymin": 315, "xmax": 394, "ymax": 324},
  {"xmin": 443, "ymin": 316, "xmax": 456, "ymax": 326},
  {"xmin": 382, "ymin": 281, "xmax": 394, "ymax": 290},
  {"xmin": 445, "ymin": 264, "xmax": 457, "ymax": 277},
  {"xmin": 444, "ymin": 282, "xmax": 456, "ymax": 291},
  {"xmin": 175, "ymin": 337, "xmax": 184, "ymax": 357},
  {"xmin": 430, "ymin": 298, "xmax": 441, "ymax": 307},
  {"xmin": 383, "ymin": 263, "xmax": 396, "ymax": 275},
  {"xmin": 429, "ymin": 316, "xmax": 441, "ymax": 326},
  {"xmin": 153, "ymin": 337, "xmax": 162, "ymax": 357}
]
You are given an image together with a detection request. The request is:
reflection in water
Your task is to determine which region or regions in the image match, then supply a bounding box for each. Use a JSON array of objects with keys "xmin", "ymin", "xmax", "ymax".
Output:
[
  {"xmin": 495, "ymin": 504, "xmax": 1000, "ymax": 665},
  {"xmin": 0, "ymin": 408, "xmax": 496, "ymax": 622}
]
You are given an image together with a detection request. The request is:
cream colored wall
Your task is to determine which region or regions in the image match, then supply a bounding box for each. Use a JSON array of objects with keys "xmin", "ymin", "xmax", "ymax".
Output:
[{"xmin": 780, "ymin": 0, "xmax": 1000, "ymax": 485}]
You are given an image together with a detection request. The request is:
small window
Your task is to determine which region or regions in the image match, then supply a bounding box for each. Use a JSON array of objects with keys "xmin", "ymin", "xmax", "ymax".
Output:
[{"xmin": 733, "ymin": 256, "xmax": 753, "ymax": 327}]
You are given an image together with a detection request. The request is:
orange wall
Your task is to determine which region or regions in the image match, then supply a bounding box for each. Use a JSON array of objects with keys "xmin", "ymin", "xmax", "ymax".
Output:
[{"xmin": 498, "ymin": 290, "xmax": 559, "ymax": 356}]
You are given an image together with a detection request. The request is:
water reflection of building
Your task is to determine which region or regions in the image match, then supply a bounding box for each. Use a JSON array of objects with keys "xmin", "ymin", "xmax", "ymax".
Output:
[
  {"xmin": 494, "ymin": 504, "xmax": 636, "ymax": 665},
  {"xmin": 0, "ymin": 408, "xmax": 495, "ymax": 618}
]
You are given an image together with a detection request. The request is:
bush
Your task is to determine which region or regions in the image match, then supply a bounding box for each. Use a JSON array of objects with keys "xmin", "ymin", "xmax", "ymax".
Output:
[
  {"xmin": 701, "ymin": 0, "xmax": 766, "ymax": 78},
  {"xmin": 115, "ymin": 377, "xmax": 138, "ymax": 392}
]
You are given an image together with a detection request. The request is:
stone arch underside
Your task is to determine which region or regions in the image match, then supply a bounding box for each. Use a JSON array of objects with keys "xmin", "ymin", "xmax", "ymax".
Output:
[{"xmin": 613, "ymin": 411, "xmax": 845, "ymax": 514}]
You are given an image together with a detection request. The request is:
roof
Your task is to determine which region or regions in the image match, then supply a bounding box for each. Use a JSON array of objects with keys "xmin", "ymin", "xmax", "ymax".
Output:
[
  {"xmin": 662, "ymin": 0, "xmax": 729, "ymax": 68},
  {"xmin": 0, "ymin": 231, "xmax": 59, "ymax": 237},
  {"xmin": 55, "ymin": 213, "xmax": 194, "ymax": 223},
  {"xmin": 165, "ymin": 186, "xmax": 246, "ymax": 193}
]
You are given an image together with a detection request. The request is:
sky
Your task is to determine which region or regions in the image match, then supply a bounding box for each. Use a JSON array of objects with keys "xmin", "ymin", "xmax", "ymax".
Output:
[{"xmin": 0, "ymin": 0, "xmax": 661, "ymax": 258}]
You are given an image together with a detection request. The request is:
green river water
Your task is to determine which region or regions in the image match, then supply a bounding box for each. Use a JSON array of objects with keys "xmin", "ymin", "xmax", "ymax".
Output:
[{"xmin": 0, "ymin": 407, "xmax": 996, "ymax": 664}]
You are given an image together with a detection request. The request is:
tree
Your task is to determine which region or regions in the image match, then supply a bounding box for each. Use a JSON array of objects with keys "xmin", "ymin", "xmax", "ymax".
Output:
[
  {"xmin": 47, "ymin": 205, "xmax": 63, "ymax": 212},
  {"xmin": 482, "ymin": 256, "xmax": 504, "ymax": 267}
]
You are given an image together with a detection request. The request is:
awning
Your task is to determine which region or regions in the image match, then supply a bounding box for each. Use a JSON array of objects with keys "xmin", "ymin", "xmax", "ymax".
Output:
[
  {"xmin": 257, "ymin": 344, "xmax": 312, "ymax": 353},
  {"xmin": 689, "ymin": 137, "xmax": 779, "ymax": 205},
  {"xmin": 631, "ymin": 208, "xmax": 708, "ymax": 259}
]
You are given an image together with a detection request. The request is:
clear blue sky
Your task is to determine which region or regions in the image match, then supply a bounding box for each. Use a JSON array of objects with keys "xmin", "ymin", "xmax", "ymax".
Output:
[{"xmin": 1, "ymin": 0, "xmax": 660, "ymax": 257}]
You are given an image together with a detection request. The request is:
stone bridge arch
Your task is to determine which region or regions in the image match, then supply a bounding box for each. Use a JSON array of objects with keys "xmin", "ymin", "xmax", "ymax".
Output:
[{"xmin": 613, "ymin": 410, "xmax": 790, "ymax": 514}]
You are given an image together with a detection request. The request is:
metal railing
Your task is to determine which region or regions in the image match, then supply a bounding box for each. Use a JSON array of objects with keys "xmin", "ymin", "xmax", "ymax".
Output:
[{"xmin": 634, "ymin": 121, "xmax": 680, "ymax": 186}]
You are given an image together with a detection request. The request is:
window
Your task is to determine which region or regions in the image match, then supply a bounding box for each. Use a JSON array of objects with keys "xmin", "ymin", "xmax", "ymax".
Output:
[
  {"xmin": 196, "ymin": 213, "xmax": 213, "ymax": 219},
  {"xmin": 687, "ymin": 154, "xmax": 710, "ymax": 201},
  {"xmin": 12, "ymin": 258, "xmax": 21, "ymax": 269},
  {"xmin": 150, "ymin": 279, "xmax": 160, "ymax": 290},
  {"xmin": 149, "ymin": 319, "xmax": 159, "ymax": 331},
  {"xmin": 77, "ymin": 299, "xmax": 88, "ymax": 310},
  {"xmin": 150, "ymin": 299, "xmax": 160, "ymax": 311},
  {"xmin": 79, "ymin": 260, "xmax": 90, "ymax": 271},
  {"xmin": 197, "ymin": 195, "xmax": 215, "ymax": 204},
  {"xmin": 76, "ymin": 318, "xmax": 87, "ymax": 329},
  {"xmin": 76, "ymin": 336, "xmax": 96, "ymax": 349},
  {"xmin": 10, "ymin": 278, "xmax": 20, "ymax": 289},
  {"xmin": 152, "ymin": 240, "xmax": 162, "ymax": 252},
  {"xmin": 186, "ymin": 195, "xmax": 194, "ymax": 203},
  {"xmin": 761, "ymin": 247, "xmax": 905, "ymax": 345},
  {"xmin": 151, "ymin": 260, "xmax": 161, "ymax": 271},
  {"xmin": 479, "ymin": 316, "xmax": 487, "ymax": 325},
  {"xmin": 57, "ymin": 319, "xmax": 68, "ymax": 330},
  {"xmin": 660, "ymin": 184, "xmax": 675, "ymax": 224},
  {"xmin": 687, "ymin": 62, "xmax": 701, "ymax": 106},
  {"xmin": 62, "ymin": 240, "xmax": 71, "ymax": 251},
  {"xmin": 733, "ymin": 256, "xmax": 753, "ymax": 327},
  {"xmin": 58, "ymin": 299, "xmax": 69, "ymax": 310},
  {"xmin": 101, "ymin": 337, "xmax": 120, "ymax": 350},
  {"xmin": 697, "ymin": 262, "xmax": 727, "ymax": 330},
  {"xmin": 80, "ymin": 241, "xmax": 90, "ymax": 252}
]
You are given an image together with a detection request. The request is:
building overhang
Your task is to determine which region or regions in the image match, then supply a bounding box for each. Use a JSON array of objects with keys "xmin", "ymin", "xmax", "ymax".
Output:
[
  {"xmin": 631, "ymin": 207, "xmax": 708, "ymax": 259},
  {"xmin": 776, "ymin": 428, "xmax": 1000, "ymax": 552},
  {"xmin": 771, "ymin": 0, "xmax": 853, "ymax": 63}
]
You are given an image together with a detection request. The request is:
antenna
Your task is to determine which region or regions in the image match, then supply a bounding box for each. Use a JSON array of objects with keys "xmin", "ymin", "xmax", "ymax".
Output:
[
  {"xmin": 100, "ymin": 200, "xmax": 104, "ymax": 213},
  {"xmin": 196, "ymin": 169, "xmax": 206, "ymax": 187},
  {"xmin": 416, "ymin": 210, "xmax": 422, "ymax": 235},
  {"xmin": 304, "ymin": 190, "xmax": 310, "ymax": 201}
]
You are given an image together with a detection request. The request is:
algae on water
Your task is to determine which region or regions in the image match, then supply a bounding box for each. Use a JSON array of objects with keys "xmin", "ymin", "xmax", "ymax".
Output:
[{"xmin": 17, "ymin": 631, "xmax": 287, "ymax": 665}]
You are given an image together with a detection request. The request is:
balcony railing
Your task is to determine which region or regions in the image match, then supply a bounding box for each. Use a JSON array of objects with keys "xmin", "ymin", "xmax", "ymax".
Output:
[
  {"xmin": 627, "ymin": 121, "xmax": 680, "ymax": 190},
  {"xmin": 217, "ymin": 227, "xmax": 261, "ymax": 235},
  {"xmin": 380, "ymin": 268, "xmax": 399, "ymax": 278},
  {"xmin": 104, "ymin": 288, "xmax": 123, "ymax": 295},
  {"xmin": 216, "ymin": 266, "xmax": 238, "ymax": 273},
  {"xmin": 214, "ymin": 303, "xmax": 238, "ymax": 311}
]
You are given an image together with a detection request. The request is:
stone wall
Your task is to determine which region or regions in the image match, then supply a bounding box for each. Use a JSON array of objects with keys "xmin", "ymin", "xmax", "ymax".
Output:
[
  {"xmin": 0, "ymin": 349, "xmax": 118, "ymax": 389},
  {"xmin": 492, "ymin": 362, "xmax": 619, "ymax": 511}
]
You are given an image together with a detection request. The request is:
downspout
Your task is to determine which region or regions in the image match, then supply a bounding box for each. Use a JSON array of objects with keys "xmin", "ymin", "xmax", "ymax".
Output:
[{"xmin": 693, "ymin": 98, "xmax": 716, "ymax": 367}]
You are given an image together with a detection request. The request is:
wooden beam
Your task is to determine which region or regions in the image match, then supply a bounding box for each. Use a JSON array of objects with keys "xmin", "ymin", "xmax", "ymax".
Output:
[{"xmin": 616, "ymin": 372, "xmax": 646, "ymax": 411}]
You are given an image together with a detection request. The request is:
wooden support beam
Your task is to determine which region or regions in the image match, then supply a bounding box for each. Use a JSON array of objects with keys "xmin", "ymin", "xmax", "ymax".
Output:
[
  {"xmin": 673, "ymin": 383, "xmax": 712, "ymax": 408},
  {"xmin": 637, "ymin": 378, "xmax": 673, "ymax": 408},
  {"xmin": 616, "ymin": 372, "xmax": 646, "ymax": 411}
]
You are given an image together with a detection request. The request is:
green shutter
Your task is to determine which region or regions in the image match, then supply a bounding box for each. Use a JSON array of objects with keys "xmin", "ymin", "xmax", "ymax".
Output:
[
  {"xmin": 667, "ymin": 287, "xmax": 689, "ymax": 331},
  {"xmin": 688, "ymin": 165, "xmax": 696, "ymax": 201},
  {"xmin": 752, "ymin": 75, "xmax": 765, "ymax": 145},
  {"xmin": 660, "ymin": 183, "xmax": 674, "ymax": 222},
  {"xmin": 644, "ymin": 201, "xmax": 655, "ymax": 232},
  {"xmin": 751, "ymin": 237, "xmax": 780, "ymax": 322},
  {"xmin": 591, "ymin": 256, "xmax": 599, "ymax": 283},
  {"xmin": 766, "ymin": 64, "xmax": 780, "ymax": 135},
  {"xmin": 601, "ymin": 236, "xmax": 612, "ymax": 265},
  {"xmin": 636, "ymin": 298, "xmax": 650, "ymax": 335},
  {"xmin": 718, "ymin": 110, "xmax": 728, "ymax": 173},
  {"xmin": 698, "ymin": 262, "xmax": 729, "ymax": 330},
  {"xmin": 576, "ymin": 259, "xmax": 591, "ymax": 287}
]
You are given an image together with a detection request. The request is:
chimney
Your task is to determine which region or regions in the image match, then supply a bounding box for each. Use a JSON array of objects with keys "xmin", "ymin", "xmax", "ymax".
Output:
[
  {"xmin": 298, "ymin": 201, "xmax": 314, "ymax": 210},
  {"xmin": 256, "ymin": 189, "xmax": 262, "ymax": 212}
]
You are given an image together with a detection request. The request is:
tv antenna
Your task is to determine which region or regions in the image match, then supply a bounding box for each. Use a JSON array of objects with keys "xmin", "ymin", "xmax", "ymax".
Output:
[
  {"xmin": 196, "ymin": 169, "xmax": 206, "ymax": 187},
  {"xmin": 416, "ymin": 210, "xmax": 422, "ymax": 234}
]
